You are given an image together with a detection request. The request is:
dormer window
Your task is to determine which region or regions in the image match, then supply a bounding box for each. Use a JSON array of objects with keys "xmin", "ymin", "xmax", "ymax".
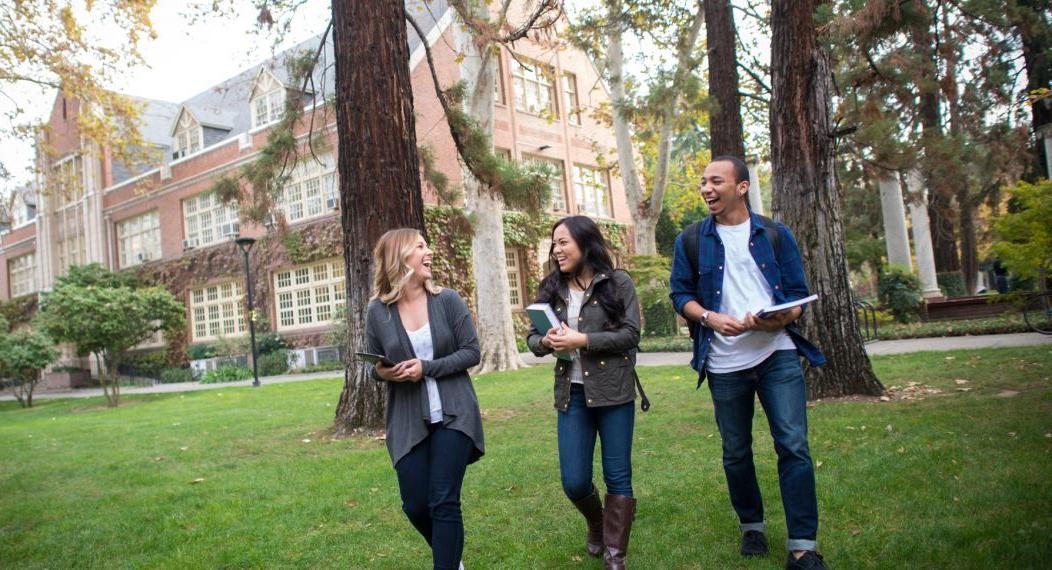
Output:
[
  {"xmin": 250, "ymin": 69, "xmax": 287, "ymax": 129},
  {"xmin": 172, "ymin": 110, "xmax": 203, "ymax": 160}
]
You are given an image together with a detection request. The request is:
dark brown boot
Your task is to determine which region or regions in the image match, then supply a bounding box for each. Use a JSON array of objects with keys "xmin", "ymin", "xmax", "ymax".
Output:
[
  {"xmin": 570, "ymin": 485, "xmax": 604, "ymax": 557},
  {"xmin": 603, "ymin": 494, "xmax": 636, "ymax": 570}
]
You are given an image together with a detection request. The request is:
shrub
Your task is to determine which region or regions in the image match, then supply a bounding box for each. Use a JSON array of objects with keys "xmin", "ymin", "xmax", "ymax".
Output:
[
  {"xmin": 122, "ymin": 351, "xmax": 170, "ymax": 377},
  {"xmin": 200, "ymin": 366, "xmax": 253, "ymax": 384},
  {"xmin": 629, "ymin": 255, "xmax": 678, "ymax": 336},
  {"xmin": 159, "ymin": 368, "xmax": 194, "ymax": 384},
  {"xmin": 257, "ymin": 349, "xmax": 290, "ymax": 377},
  {"xmin": 188, "ymin": 344, "xmax": 216, "ymax": 360},
  {"xmin": 937, "ymin": 271, "xmax": 967, "ymax": 297},
  {"xmin": 298, "ymin": 362, "xmax": 345, "ymax": 374},
  {"xmin": 878, "ymin": 266, "xmax": 923, "ymax": 323},
  {"xmin": 256, "ymin": 332, "xmax": 287, "ymax": 355}
]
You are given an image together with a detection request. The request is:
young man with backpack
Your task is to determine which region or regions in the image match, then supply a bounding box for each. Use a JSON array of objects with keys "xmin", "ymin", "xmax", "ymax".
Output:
[{"xmin": 668, "ymin": 156, "xmax": 828, "ymax": 569}]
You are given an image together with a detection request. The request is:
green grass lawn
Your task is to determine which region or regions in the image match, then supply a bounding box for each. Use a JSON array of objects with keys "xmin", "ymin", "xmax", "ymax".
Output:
[{"xmin": 2, "ymin": 346, "xmax": 1050, "ymax": 569}]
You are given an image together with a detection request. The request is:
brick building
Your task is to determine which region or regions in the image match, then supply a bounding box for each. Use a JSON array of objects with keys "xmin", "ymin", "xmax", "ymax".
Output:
[{"xmin": 0, "ymin": 1, "xmax": 634, "ymax": 383}]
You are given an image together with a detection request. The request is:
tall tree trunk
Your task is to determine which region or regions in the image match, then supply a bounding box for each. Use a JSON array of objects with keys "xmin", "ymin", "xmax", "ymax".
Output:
[
  {"xmin": 911, "ymin": 10, "xmax": 961, "ymax": 273},
  {"xmin": 456, "ymin": 2, "xmax": 524, "ymax": 374},
  {"xmin": 704, "ymin": 0, "xmax": 746, "ymax": 158},
  {"xmin": 1015, "ymin": 0, "xmax": 1052, "ymax": 181},
  {"xmin": 332, "ymin": 0, "xmax": 427, "ymax": 432},
  {"xmin": 770, "ymin": 0, "xmax": 883, "ymax": 398},
  {"xmin": 957, "ymin": 192, "xmax": 979, "ymax": 294},
  {"xmin": 605, "ymin": 0, "xmax": 704, "ymax": 255}
]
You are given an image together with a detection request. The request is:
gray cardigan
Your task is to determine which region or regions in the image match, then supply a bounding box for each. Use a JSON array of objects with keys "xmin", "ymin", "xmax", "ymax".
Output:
[{"xmin": 365, "ymin": 288, "xmax": 484, "ymax": 467}]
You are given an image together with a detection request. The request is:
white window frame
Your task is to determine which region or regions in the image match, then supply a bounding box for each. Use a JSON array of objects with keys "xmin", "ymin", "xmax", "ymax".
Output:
[
  {"xmin": 250, "ymin": 70, "xmax": 287, "ymax": 130},
  {"xmin": 523, "ymin": 154, "xmax": 567, "ymax": 212},
  {"xmin": 182, "ymin": 192, "xmax": 239, "ymax": 247},
  {"xmin": 50, "ymin": 154, "xmax": 83, "ymax": 211},
  {"xmin": 172, "ymin": 110, "xmax": 203, "ymax": 159},
  {"xmin": 563, "ymin": 72, "xmax": 581, "ymax": 125},
  {"xmin": 275, "ymin": 154, "xmax": 338, "ymax": 224},
  {"xmin": 117, "ymin": 210, "xmax": 161, "ymax": 268},
  {"xmin": 8, "ymin": 252, "xmax": 36, "ymax": 298},
  {"xmin": 573, "ymin": 164, "xmax": 611, "ymax": 218},
  {"xmin": 512, "ymin": 57, "xmax": 555, "ymax": 115},
  {"xmin": 273, "ymin": 259, "xmax": 346, "ymax": 331},
  {"xmin": 190, "ymin": 282, "xmax": 246, "ymax": 342},
  {"xmin": 505, "ymin": 249, "xmax": 525, "ymax": 309},
  {"xmin": 55, "ymin": 207, "xmax": 85, "ymax": 275}
]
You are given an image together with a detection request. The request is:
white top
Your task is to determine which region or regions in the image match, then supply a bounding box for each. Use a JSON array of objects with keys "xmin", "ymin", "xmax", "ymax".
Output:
[
  {"xmin": 406, "ymin": 323, "xmax": 443, "ymax": 423},
  {"xmin": 567, "ymin": 289, "xmax": 586, "ymax": 384},
  {"xmin": 707, "ymin": 220, "xmax": 796, "ymax": 374}
]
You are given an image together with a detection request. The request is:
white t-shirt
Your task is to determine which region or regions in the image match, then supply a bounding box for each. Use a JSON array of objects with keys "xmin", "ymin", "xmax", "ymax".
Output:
[
  {"xmin": 567, "ymin": 289, "xmax": 585, "ymax": 385},
  {"xmin": 707, "ymin": 220, "xmax": 796, "ymax": 374},
  {"xmin": 406, "ymin": 323, "xmax": 443, "ymax": 423}
]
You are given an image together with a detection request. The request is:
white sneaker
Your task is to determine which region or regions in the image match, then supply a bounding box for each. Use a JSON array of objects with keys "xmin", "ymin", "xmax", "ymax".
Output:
[{"xmin": 458, "ymin": 563, "xmax": 464, "ymax": 570}]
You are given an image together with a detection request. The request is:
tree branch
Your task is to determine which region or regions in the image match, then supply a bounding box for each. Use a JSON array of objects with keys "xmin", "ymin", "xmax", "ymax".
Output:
[{"xmin": 736, "ymin": 61, "xmax": 771, "ymax": 94}]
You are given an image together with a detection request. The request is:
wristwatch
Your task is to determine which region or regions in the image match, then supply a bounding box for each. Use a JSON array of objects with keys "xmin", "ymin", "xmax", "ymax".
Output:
[{"xmin": 700, "ymin": 310, "xmax": 710, "ymax": 327}]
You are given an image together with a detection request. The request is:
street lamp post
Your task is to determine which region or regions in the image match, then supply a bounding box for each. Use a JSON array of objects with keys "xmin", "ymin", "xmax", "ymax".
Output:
[{"xmin": 235, "ymin": 236, "xmax": 261, "ymax": 387}]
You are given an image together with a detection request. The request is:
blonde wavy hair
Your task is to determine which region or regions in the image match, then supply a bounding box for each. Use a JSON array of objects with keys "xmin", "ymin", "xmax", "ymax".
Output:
[{"xmin": 371, "ymin": 228, "xmax": 441, "ymax": 304}]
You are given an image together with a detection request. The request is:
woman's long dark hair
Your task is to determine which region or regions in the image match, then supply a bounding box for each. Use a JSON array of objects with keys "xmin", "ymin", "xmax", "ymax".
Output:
[{"xmin": 535, "ymin": 216, "xmax": 624, "ymax": 327}]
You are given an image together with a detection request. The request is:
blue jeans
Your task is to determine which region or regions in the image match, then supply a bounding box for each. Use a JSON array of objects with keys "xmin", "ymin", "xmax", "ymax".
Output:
[
  {"xmin": 707, "ymin": 350, "xmax": 818, "ymax": 552},
  {"xmin": 557, "ymin": 384, "xmax": 635, "ymax": 499},
  {"xmin": 394, "ymin": 424, "xmax": 474, "ymax": 570}
]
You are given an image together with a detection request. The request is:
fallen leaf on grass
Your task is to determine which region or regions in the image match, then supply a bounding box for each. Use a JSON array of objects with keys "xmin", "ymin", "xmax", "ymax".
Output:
[
  {"xmin": 154, "ymin": 456, "xmax": 165, "ymax": 462},
  {"xmin": 957, "ymin": 387, "xmax": 972, "ymax": 392},
  {"xmin": 572, "ymin": 555, "xmax": 583, "ymax": 562},
  {"xmin": 997, "ymin": 390, "xmax": 1019, "ymax": 398},
  {"xmin": 851, "ymin": 528, "xmax": 861, "ymax": 536},
  {"xmin": 189, "ymin": 478, "xmax": 205, "ymax": 485},
  {"xmin": 345, "ymin": 500, "xmax": 359, "ymax": 508},
  {"xmin": 879, "ymin": 396, "xmax": 890, "ymax": 402},
  {"xmin": 706, "ymin": 433, "xmax": 714, "ymax": 439},
  {"xmin": 302, "ymin": 438, "xmax": 312, "ymax": 443},
  {"xmin": 816, "ymin": 461, "xmax": 823, "ymax": 468},
  {"xmin": 505, "ymin": 485, "xmax": 520, "ymax": 492},
  {"xmin": 885, "ymin": 425, "xmax": 893, "ymax": 432},
  {"xmin": 897, "ymin": 447, "xmax": 905, "ymax": 454},
  {"xmin": 945, "ymin": 356, "xmax": 956, "ymax": 360},
  {"xmin": 179, "ymin": 446, "xmax": 189, "ymax": 451},
  {"xmin": 1008, "ymin": 432, "xmax": 1017, "ymax": 438},
  {"xmin": 954, "ymin": 379, "xmax": 969, "ymax": 385}
]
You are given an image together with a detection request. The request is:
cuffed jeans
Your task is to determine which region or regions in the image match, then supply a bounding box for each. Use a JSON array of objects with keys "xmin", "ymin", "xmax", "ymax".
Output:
[
  {"xmin": 394, "ymin": 423, "xmax": 474, "ymax": 570},
  {"xmin": 707, "ymin": 350, "xmax": 819, "ymax": 552},
  {"xmin": 557, "ymin": 383, "xmax": 635, "ymax": 499}
]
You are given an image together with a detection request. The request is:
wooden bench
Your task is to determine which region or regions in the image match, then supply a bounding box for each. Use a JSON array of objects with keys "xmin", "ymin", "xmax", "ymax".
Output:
[{"xmin": 922, "ymin": 295, "xmax": 1012, "ymax": 321}]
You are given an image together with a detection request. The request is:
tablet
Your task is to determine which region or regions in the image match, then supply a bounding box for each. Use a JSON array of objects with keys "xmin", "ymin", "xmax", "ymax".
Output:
[{"xmin": 355, "ymin": 352, "xmax": 396, "ymax": 367}]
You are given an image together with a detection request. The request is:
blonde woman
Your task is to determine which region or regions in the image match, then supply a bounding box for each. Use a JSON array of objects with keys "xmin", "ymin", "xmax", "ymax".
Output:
[{"xmin": 364, "ymin": 228, "xmax": 483, "ymax": 570}]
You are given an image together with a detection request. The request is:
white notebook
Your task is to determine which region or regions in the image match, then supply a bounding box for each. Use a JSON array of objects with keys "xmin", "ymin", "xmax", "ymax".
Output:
[{"xmin": 756, "ymin": 294, "xmax": 819, "ymax": 318}]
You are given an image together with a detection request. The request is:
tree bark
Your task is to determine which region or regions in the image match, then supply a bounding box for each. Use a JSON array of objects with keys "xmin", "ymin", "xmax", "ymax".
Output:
[
  {"xmin": 957, "ymin": 192, "xmax": 979, "ymax": 294},
  {"xmin": 456, "ymin": 1, "xmax": 525, "ymax": 374},
  {"xmin": 769, "ymin": 0, "xmax": 883, "ymax": 398},
  {"xmin": 605, "ymin": 0, "xmax": 704, "ymax": 255},
  {"xmin": 704, "ymin": 0, "xmax": 746, "ymax": 159},
  {"xmin": 332, "ymin": 0, "xmax": 427, "ymax": 432},
  {"xmin": 1015, "ymin": 0, "xmax": 1052, "ymax": 181}
]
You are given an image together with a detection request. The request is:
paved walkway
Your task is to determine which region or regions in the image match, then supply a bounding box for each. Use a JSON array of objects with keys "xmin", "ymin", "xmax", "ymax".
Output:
[{"xmin": 4, "ymin": 332, "xmax": 1048, "ymax": 402}]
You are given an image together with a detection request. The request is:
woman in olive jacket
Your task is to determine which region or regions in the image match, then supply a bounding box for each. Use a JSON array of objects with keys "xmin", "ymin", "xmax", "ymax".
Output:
[{"xmin": 526, "ymin": 216, "xmax": 642, "ymax": 570}]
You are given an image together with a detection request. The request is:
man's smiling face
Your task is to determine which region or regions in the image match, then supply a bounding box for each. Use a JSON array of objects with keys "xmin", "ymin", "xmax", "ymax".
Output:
[{"xmin": 700, "ymin": 160, "xmax": 748, "ymax": 218}]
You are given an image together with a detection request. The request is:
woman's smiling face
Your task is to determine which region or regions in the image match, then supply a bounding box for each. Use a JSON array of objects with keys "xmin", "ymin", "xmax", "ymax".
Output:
[
  {"xmin": 552, "ymin": 223, "xmax": 582, "ymax": 274},
  {"xmin": 405, "ymin": 235, "xmax": 433, "ymax": 281}
]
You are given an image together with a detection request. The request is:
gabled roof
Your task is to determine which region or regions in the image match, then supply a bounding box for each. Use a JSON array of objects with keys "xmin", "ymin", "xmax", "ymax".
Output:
[{"xmin": 130, "ymin": 0, "xmax": 450, "ymax": 169}]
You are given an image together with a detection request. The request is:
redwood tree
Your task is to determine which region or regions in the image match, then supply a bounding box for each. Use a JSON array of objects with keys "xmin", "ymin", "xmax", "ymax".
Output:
[
  {"xmin": 332, "ymin": 0, "xmax": 427, "ymax": 432},
  {"xmin": 769, "ymin": 0, "xmax": 884, "ymax": 398},
  {"xmin": 704, "ymin": 0, "xmax": 746, "ymax": 158}
]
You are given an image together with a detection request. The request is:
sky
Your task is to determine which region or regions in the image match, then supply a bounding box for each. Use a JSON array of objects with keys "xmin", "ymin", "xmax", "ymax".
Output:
[{"xmin": 0, "ymin": 0, "xmax": 333, "ymax": 192}]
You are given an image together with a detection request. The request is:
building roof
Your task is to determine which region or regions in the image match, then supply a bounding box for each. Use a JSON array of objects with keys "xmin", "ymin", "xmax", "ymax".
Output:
[{"xmin": 121, "ymin": 0, "xmax": 449, "ymax": 180}]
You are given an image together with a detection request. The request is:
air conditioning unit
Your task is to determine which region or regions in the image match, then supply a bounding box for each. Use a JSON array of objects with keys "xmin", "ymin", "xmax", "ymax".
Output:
[
  {"xmin": 136, "ymin": 252, "xmax": 150, "ymax": 263},
  {"xmin": 220, "ymin": 222, "xmax": 240, "ymax": 238},
  {"xmin": 326, "ymin": 196, "xmax": 339, "ymax": 210},
  {"xmin": 182, "ymin": 238, "xmax": 199, "ymax": 250},
  {"xmin": 263, "ymin": 213, "xmax": 278, "ymax": 228}
]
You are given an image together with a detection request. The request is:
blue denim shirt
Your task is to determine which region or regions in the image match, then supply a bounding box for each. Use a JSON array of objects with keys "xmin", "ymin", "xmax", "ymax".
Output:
[{"xmin": 669, "ymin": 212, "xmax": 825, "ymax": 384}]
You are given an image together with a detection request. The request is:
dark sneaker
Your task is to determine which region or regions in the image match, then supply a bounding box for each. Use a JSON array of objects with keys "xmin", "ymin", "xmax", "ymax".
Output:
[
  {"xmin": 785, "ymin": 551, "xmax": 827, "ymax": 569},
  {"xmin": 740, "ymin": 530, "xmax": 769, "ymax": 557}
]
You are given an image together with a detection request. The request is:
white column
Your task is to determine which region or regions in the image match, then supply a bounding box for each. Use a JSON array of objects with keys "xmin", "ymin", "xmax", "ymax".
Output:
[
  {"xmin": 878, "ymin": 172, "xmax": 912, "ymax": 270},
  {"xmin": 746, "ymin": 157, "xmax": 765, "ymax": 215},
  {"xmin": 905, "ymin": 170, "xmax": 943, "ymax": 299},
  {"xmin": 1043, "ymin": 127, "xmax": 1052, "ymax": 180}
]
